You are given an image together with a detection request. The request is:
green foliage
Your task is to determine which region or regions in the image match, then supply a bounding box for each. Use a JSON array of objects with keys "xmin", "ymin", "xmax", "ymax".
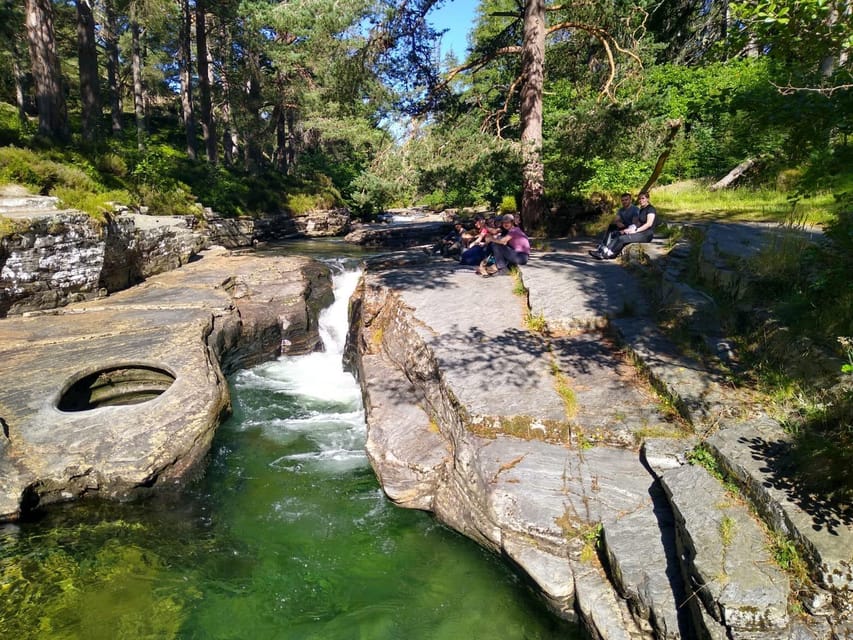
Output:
[
  {"xmin": 577, "ymin": 157, "xmax": 653, "ymax": 196},
  {"xmin": 349, "ymin": 167, "xmax": 410, "ymax": 217},
  {"xmin": 0, "ymin": 146, "xmax": 99, "ymax": 194},
  {"xmin": 0, "ymin": 102, "xmax": 28, "ymax": 146},
  {"xmin": 728, "ymin": 0, "xmax": 853, "ymax": 75},
  {"xmin": 687, "ymin": 444, "xmax": 722, "ymax": 477},
  {"xmin": 840, "ymin": 337, "xmax": 853, "ymax": 376},
  {"xmin": 53, "ymin": 187, "xmax": 132, "ymax": 222},
  {"xmin": 499, "ymin": 195, "xmax": 517, "ymax": 214},
  {"xmin": 770, "ymin": 534, "xmax": 810, "ymax": 584},
  {"xmin": 285, "ymin": 191, "xmax": 338, "ymax": 216}
]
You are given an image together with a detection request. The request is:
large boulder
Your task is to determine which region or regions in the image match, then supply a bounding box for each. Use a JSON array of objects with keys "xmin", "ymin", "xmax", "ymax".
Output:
[{"xmin": 0, "ymin": 247, "xmax": 332, "ymax": 521}]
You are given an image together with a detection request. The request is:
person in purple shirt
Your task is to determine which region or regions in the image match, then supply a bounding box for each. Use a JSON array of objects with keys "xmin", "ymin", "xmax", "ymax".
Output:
[{"xmin": 480, "ymin": 214, "xmax": 530, "ymax": 276}]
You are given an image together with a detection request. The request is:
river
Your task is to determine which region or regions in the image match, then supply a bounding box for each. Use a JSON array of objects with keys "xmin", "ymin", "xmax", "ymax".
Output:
[{"xmin": 0, "ymin": 251, "xmax": 581, "ymax": 639}]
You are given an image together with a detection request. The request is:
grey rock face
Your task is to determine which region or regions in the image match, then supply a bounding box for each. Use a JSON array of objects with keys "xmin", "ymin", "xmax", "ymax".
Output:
[
  {"xmin": 344, "ymin": 220, "xmax": 452, "ymax": 248},
  {"xmin": 348, "ymin": 236, "xmax": 851, "ymax": 639},
  {"xmin": 707, "ymin": 419, "xmax": 853, "ymax": 594},
  {"xmin": 662, "ymin": 464, "xmax": 790, "ymax": 635},
  {"xmin": 1, "ymin": 210, "xmax": 205, "ymax": 317}
]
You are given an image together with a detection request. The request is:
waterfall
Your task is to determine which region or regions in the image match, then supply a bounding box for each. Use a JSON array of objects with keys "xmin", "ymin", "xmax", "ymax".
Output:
[{"xmin": 231, "ymin": 262, "xmax": 366, "ymax": 473}]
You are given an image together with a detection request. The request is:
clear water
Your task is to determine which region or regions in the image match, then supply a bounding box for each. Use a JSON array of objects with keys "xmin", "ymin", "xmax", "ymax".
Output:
[{"xmin": 0, "ymin": 261, "xmax": 581, "ymax": 640}]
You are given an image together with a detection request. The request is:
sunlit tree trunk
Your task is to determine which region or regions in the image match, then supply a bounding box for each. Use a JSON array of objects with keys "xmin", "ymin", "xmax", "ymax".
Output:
[
  {"xmin": 12, "ymin": 39, "xmax": 27, "ymax": 125},
  {"xmin": 104, "ymin": 0, "xmax": 122, "ymax": 133},
  {"xmin": 24, "ymin": 0, "xmax": 69, "ymax": 141},
  {"xmin": 214, "ymin": 19, "xmax": 240, "ymax": 165},
  {"xmin": 130, "ymin": 1, "xmax": 146, "ymax": 150},
  {"xmin": 196, "ymin": 0, "xmax": 217, "ymax": 163},
  {"xmin": 519, "ymin": 0, "xmax": 545, "ymax": 232},
  {"xmin": 76, "ymin": 0, "xmax": 102, "ymax": 141},
  {"xmin": 178, "ymin": 0, "xmax": 196, "ymax": 159}
]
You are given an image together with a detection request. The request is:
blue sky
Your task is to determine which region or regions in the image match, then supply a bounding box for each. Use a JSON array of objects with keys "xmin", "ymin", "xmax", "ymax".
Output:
[{"xmin": 428, "ymin": 0, "xmax": 480, "ymax": 60}]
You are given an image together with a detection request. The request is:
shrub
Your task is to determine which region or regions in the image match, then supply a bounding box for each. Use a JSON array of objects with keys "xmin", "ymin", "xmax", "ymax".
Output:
[
  {"xmin": 136, "ymin": 182, "xmax": 199, "ymax": 217},
  {"xmin": 286, "ymin": 193, "xmax": 319, "ymax": 216},
  {"xmin": 0, "ymin": 146, "xmax": 98, "ymax": 194},
  {"xmin": 499, "ymin": 195, "xmax": 517, "ymax": 214},
  {"xmin": 0, "ymin": 102, "xmax": 28, "ymax": 146},
  {"xmin": 53, "ymin": 187, "xmax": 132, "ymax": 222},
  {"xmin": 98, "ymin": 152, "xmax": 128, "ymax": 178}
]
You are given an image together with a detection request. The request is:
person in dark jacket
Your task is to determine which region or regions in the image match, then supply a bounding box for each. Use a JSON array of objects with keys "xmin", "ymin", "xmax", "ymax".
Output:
[{"xmin": 590, "ymin": 191, "xmax": 658, "ymax": 260}]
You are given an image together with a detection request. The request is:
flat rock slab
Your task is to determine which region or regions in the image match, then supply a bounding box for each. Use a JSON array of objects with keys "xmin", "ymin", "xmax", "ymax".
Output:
[
  {"xmin": 708, "ymin": 418, "xmax": 853, "ymax": 593},
  {"xmin": 662, "ymin": 464, "xmax": 790, "ymax": 635},
  {"xmin": 370, "ymin": 264, "xmax": 567, "ymax": 421},
  {"xmin": 0, "ymin": 248, "xmax": 328, "ymax": 520},
  {"xmin": 523, "ymin": 242, "xmax": 651, "ymax": 330}
]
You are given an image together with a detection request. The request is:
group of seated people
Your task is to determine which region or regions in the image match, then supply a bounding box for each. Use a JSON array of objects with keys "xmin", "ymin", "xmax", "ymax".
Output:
[
  {"xmin": 434, "ymin": 191, "xmax": 658, "ymax": 273},
  {"xmin": 588, "ymin": 191, "xmax": 658, "ymax": 260},
  {"xmin": 435, "ymin": 213, "xmax": 530, "ymax": 277}
]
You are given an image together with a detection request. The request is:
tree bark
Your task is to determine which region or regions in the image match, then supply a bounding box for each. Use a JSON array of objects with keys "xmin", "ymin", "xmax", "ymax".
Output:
[
  {"xmin": 104, "ymin": 0, "xmax": 122, "ymax": 133},
  {"xmin": 244, "ymin": 49, "xmax": 264, "ymax": 172},
  {"xmin": 178, "ymin": 0, "xmax": 197, "ymax": 159},
  {"xmin": 215, "ymin": 20, "xmax": 240, "ymax": 165},
  {"xmin": 709, "ymin": 157, "xmax": 759, "ymax": 191},
  {"xmin": 24, "ymin": 0, "xmax": 69, "ymax": 141},
  {"xmin": 639, "ymin": 119, "xmax": 682, "ymax": 195},
  {"xmin": 196, "ymin": 0, "xmax": 217, "ymax": 164},
  {"xmin": 76, "ymin": 0, "xmax": 102, "ymax": 142},
  {"xmin": 12, "ymin": 38, "xmax": 27, "ymax": 125},
  {"xmin": 130, "ymin": 1, "xmax": 146, "ymax": 150},
  {"xmin": 519, "ymin": 0, "xmax": 546, "ymax": 232}
]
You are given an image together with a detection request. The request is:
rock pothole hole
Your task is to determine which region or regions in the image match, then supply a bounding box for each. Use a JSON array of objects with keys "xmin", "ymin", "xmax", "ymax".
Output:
[{"xmin": 57, "ymin": 365, "xmax": 176, "ymax": 412}]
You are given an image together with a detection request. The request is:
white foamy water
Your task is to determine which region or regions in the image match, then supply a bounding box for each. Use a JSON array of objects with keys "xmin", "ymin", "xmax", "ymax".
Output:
[{"xmin": 232, "ymin": 263, "xmax": 367, "ymax": 472}]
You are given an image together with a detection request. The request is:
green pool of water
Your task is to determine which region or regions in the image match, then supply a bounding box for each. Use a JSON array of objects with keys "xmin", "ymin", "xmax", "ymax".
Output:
[{"xmin": 0, "ymin": 266, "xmax": 581, "ymax": 640}]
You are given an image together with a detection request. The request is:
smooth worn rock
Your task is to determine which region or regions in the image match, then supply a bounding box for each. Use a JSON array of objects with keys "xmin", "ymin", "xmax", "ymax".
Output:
[
  {"xmin": 349, "ymin": 229, "xmax": 849, "ymax": 638},
  {"xmin": 661, "ymin": 464, "xmax": 790, "ymax": 635},
  {"xmin": 0, "ymin": 248, "xmax": 331, "ymax": 520},
  {"xmin": 603, "ymin": 483, "xmax": 687, "ymax": 639},
  {"xmin": 348, "ymin": 257, "xmax": 678, "ymax": 632},
  {"xmin": 344, "ymin": 220, "xmax": 452, "ymax": 248},
  {"xmin": 707, "ymin": 418, "xmax": 853, "ymax": 594}
]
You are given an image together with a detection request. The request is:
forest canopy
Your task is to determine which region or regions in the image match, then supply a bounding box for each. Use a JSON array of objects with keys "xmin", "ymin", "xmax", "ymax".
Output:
[{"xmin": 0, "ymin": 0, "xmax": 850, "ymax": 225}]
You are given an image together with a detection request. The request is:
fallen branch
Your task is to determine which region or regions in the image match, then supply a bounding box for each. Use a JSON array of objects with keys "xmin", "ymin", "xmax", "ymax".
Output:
[
  {"xmin": 709, "ymin": 157, "xmax": 760, "ymax": 191},
  {"xmin": 639, "ymin": 118, "xmax": 682, "ymax": 195}
]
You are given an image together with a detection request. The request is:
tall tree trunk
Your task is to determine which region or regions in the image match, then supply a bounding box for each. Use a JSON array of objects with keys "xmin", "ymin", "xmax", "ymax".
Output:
[
  {"xmin": 24, "ymin": 0, "xmax": 69, "ymax": 141},
  {"xmin": 196, "ymin": 0, "xmax": 217, "ymax": 163},
  {"xmin": 215, "ymin": 20, "xmax": 239, "ymax": 165},
  {"xmin": 519, "ymin": 0, "xmax": 546, "ymax": 232},
  {"xmin": 12, "ymin": 38, "xmax": 27, "ymax": 125},
  {"xmin": 244, "ymin": 50, "xmax": 264, "ymax": 172},
  {"xmin": 178, "ymin": 0, "xmax": 196, "ymax": 159},
  {"xmin": 274, "ymin": 104, "xmax": 287, "ymax": 171},
  {"xmin": 76, "ymin": 0, "xmax": 101, "ymax": 142},
  {"xmin": 130, "ymin": 2, "xmax": 146, "ymax": 150},
  {"xmin": 286, "ymin": 108, "xmax": 297, "ymax": 172},
  {"xmin": 104, "ymin": 0, "xmax": 122, "ymax": 133}
]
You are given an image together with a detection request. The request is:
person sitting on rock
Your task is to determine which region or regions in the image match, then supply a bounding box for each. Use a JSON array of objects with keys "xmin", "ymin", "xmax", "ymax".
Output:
[
  {"xmin": 479, "ymin": 214, "xmax": 530, "ymax": 276},
  {"xmin": 460, "ymin": 215, "xmax": 492, "ymax": 265},
  {"xmin": 435, "ymin": 222, "xmax": 467, "ymax": 258},
  {"xmin": 590, "ymin": 191, "xmax": 658, "ymax": 260},
  {"xmin": 590, "ymin": 192, "xmax": 639, "ymax": 258}
]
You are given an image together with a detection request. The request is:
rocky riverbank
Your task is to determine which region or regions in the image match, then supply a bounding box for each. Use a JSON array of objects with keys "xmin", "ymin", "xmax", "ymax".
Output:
[
  {"xmin": 3, "ymin": 186, "xmax": 849, "ymax": 638},
  {"xmin": 346, "ymin": 230, "xmax": 851, "ymax": 640},
  {"xmin": 0, "ymin": 246, "xmax": 333, "ymax": 521}
]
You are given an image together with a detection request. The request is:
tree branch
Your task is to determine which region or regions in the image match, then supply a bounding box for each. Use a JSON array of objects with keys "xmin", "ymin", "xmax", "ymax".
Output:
[
  {"xmin": 770, "ymin": 81, "xmax": 853, "ymax": 97},
  {"xmin": 546, "ymin": 21, "xmax": 641, "ymax": 99}
]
